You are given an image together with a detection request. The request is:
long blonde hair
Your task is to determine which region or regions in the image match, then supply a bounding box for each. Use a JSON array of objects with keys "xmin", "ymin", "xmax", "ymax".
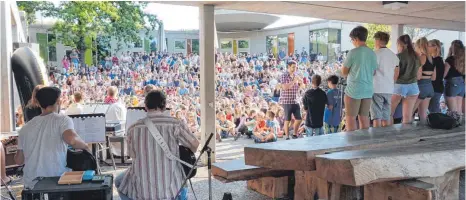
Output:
[
  {"xmin": 428, "ymin": 39, "xmax": 442, "ymax": 57},
  {"xmin": 415, "ymin": 37, "xmax": 431, "ymax": 63},
  {"xmin": 448, "ymin": 40, "xmax": 465, "ymax": 75},
  {"xmin": 26, "ymin": 85, "xmax": 44, "ymax": 108}
]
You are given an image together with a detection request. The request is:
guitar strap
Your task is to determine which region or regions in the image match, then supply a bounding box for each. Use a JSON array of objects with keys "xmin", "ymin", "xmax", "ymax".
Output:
[{"xmin": 143, "ymin": 118, "xmax": 195, "ymax": 169}]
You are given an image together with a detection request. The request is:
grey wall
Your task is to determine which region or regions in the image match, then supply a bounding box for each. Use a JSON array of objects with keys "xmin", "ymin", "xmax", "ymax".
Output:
[
  {"xmin": 218, "ymin": 24, "xmax": 310, "ymax": 54},
  {"xmin": 165, "ymin": 31, "xmax": 200, "ymax": 54}
]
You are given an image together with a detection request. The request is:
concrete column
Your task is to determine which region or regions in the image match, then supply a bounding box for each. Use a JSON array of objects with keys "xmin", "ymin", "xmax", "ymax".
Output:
[
  {"xmin": 199, "ymin": 4, "xmax": 216, "ymax": 164},
  {"xmin": 0, "ymin": 1, "xmax": 14, "ymax": 132},
  {"xmin": 390, "ymin": 24, "xmax": 404, "ymax": 53}
]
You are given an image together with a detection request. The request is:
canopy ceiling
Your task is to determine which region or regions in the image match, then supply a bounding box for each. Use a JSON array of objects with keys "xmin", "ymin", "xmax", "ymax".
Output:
[{"xmin": 162, "ymin": 1, "xmax": 465, "ymax": 31}]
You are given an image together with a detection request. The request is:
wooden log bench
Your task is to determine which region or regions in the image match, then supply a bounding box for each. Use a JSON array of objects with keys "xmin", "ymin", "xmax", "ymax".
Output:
[
  {"xmin": 244, "ymin": 123, "xmax": 464, "ymax": 171},
  {"xmin": 240, "ymin": 124, "xmax": 465, "ymax": 200},
  {"xmin": 212, "ymin": 158, "xmax": 294, "ymax": 198}
]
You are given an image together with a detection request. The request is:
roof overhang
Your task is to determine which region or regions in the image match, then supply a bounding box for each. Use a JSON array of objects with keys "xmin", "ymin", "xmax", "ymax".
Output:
[
  {"xmin": 215, "ymin": 10, "xmax": 279, "ymax": 32},
  {"xmin": 160, "ymin": 1, "xmax": 465, "ymax": 32}
]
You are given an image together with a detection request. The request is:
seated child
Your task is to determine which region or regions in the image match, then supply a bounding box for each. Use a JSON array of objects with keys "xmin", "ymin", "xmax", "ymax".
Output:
[
  {"xmin": 244, "ymin": 110, "xmax": 257, "ymax": 139},
  {"xmin": 253, "ymin": 111, "xmax": 278, "ymax": 143}
]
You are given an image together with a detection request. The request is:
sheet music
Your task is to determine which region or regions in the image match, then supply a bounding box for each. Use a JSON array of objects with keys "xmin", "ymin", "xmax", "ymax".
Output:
[
  {"xmin": 82, "ymin": 104, "xmax": 97, "ymax": 114},
  {"xmin": 125, "ymin": 109, "xmax": 147, "ymax": 132},
  {"xmin": 71, "ymin": 115, "xmax": 106, "ymax": 143},
  {"xmin": 94, "ymin": 104, "xmax": 110, "ymax": 114}
]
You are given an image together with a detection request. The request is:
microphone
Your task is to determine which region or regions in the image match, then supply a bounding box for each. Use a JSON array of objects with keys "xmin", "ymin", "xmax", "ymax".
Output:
[{"xmin": 201, "ymin": 133, "xmax": 214, "ymax": 153}]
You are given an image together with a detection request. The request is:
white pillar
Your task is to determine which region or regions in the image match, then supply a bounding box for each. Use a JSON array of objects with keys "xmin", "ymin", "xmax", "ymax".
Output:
[
  {"xmin": 0, "ymin": 1, "xmax": 14, "ymax": 132},
  {"xmin": 199, "ymin": 4, "xmax": 216, "ymax": 164},
  {"xmin": 390, "ymin": 24, "xmax": 404, "ymax": 53}
]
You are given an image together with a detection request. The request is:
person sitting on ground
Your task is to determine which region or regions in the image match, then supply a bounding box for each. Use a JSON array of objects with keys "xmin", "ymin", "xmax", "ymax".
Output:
[
  {"xmin": 244, "ymin": 109, "xmax": 257, "ymax": 139},
  {"xmin": 15, "ymin": 87, "xmax": 90, "ymax": 189},
  {"xmin": 253, "ymin": 111, "xmax": 278, "ymax": 143},
  {"xmin": 115, "ymin": 90, "xmax": 199, "ymax": 200},
  {"xmin": 65, "ymin": 92, "xmax": 84, "ymax": 115},
  {"xmin": 216, "ymin": 111, "xmax": 237, "ymax": 141},
  {"xmin": 302, "ymin": 75, "xmax": 328, "ymax": 136}
]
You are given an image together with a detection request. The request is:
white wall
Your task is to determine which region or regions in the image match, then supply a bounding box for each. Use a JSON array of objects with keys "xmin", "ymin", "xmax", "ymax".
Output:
[
  {"xmin": 425, "ymin": 30, "xmax": 466, "ymax": 59},
  {"xmin": 165, "ymin": 30, "xmax": 200, "ymax": 54},
  {"xmin": 218, "ymin": 24, "xmax": 310, "ymax": 54}
]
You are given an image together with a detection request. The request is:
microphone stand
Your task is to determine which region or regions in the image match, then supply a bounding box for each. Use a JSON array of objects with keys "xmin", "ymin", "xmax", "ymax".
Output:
[{"xmin": 175, "ymin": 133, "xmax": 214, "ymax": 200}]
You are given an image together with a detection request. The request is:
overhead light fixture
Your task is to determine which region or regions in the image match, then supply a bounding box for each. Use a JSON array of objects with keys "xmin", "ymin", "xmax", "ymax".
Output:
[{"xmin": 383, "ymin": 1, "xmax": 408, "ymax": 10}]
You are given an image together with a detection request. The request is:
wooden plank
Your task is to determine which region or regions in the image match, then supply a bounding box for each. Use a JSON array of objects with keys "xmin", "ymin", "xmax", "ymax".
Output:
[
  {"xmin": 294, "ymin": 171, "xmax": 363, "ymax": 200},
  {"xmin": 364, "ymin": 180, "xmax": 435, "ymax": 200},
  {"xmin": 315, "ymin": 135, "xmax": 465, "ymax": 186},
  {"xmin": 244, "ymin": 124, "xmax": 464, "ymax": 171},
  {"xmin": 418, "ymin": 169, "xmax": 462, "ymax": 200},
  {"xmin": 294, "ymin": 171, "xmax": 329, "ymax": 200},
  {"xmin": 247, "ymin": 176, "xmax": 289, "ymax": 199},
  {"xmin": 211, "ymin": 158, "xmax": 293, "ymax": 182}
]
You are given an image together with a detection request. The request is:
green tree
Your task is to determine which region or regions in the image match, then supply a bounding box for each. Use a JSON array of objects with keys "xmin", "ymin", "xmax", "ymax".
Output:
[
  {"xmin": 19, "ymin": 1, "xmax": 160, "ymax": 65},
  {"xmin": 364, "ymin": 23, "xmax": 391, "ymax": 49},
  {"xmin": 403, "ymin": 26, "xmax": 436, "ymax": 41},
  {"xmin": 17, "ymin": 1, "xmax": 56, "ymax": 25}
]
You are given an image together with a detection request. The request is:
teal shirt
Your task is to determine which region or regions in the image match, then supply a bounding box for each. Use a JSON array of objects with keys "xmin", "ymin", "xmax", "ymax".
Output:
[{"xmin": 343, "ymin": 46, "xmax": 378, "ymax": 99}]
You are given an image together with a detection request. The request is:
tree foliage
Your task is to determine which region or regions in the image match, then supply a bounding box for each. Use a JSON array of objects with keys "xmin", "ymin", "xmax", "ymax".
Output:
[
  {"xmin": 17, "ymin": 1, "xmax": 56, "ymax": 25},
  {"xmin": 18, "ymin": 1, "xmax": 160, "ymax": 64},
  {"xmin": 364, "ymin": 23, "xmax": 391, "ymax": 49},
  {"xmin": 403, "ymin": 26, "xmax": 436, "ymax": 41}
]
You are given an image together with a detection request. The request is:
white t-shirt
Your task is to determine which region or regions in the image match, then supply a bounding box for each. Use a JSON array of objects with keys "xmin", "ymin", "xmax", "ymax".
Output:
[
  {"xmin": 373, "ymin": 48, "xmax": 400, "ymax": 94},
  {"xmin": 65, "ymin": 103, "xmax": 84, "ymax": 115},
  {"xmin": 18, "ymin": 113, "xmax": 73, "ymax": 188}
]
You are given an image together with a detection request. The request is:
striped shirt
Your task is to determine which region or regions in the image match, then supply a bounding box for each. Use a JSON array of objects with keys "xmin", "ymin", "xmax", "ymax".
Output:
[
  {"xmin": 117, "ymin": 111, "xmax": 199, "ymax": 200},
  {"xmin": 279, "ymin": 72, "xmax": 299, "ymax": 104}
]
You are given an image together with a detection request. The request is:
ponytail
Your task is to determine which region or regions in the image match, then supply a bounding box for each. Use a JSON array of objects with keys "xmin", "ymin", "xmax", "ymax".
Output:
[{"xmin": 398, "ymin": 35, "xmax": 416, "ymax": 56}]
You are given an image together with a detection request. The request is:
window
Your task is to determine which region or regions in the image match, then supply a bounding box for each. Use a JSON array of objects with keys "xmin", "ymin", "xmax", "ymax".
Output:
[
  {"xmin": 266, "ymin": 35, "xmax": 278, "ymax": 56},
  {"xmin": 134, "ymin": 39, "xmax": 143, "ymax": 48},
  {"xmin": 309, "ymin": 29, "xmax": 341, "ymax": 62},
  {"xmin": 47, "ymin": 34, "xmax": 57, "ymax": 62}
]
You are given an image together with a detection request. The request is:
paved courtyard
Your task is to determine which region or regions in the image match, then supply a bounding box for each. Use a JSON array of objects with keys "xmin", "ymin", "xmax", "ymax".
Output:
[{"xmin": 1, "ymin": 136, "xmax": 280, "ymax": 200}]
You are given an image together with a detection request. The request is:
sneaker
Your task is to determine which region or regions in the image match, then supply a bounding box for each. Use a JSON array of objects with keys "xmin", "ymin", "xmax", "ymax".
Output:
[
  {"xmin": 292, "ymin": 135, "xmax": 298, "ymax": 139},
  {"xmin": 286, "ymin": 137, "xmax": 290, "ymax": 140},
  {"xmin": 234, "ymin": 133, "xmax": 241, "ymax": 141}
]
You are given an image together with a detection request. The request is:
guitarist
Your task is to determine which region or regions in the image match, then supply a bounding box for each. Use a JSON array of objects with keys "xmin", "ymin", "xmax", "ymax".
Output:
[{"xmin": 115, "ymin": 90, "xmax": 199, "ymax": 200}]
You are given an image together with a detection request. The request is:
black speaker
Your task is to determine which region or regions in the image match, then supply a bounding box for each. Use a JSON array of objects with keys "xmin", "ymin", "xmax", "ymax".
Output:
[{"xmin": 21, "ymin": 175, "xmax": 113, "ymax": 200}]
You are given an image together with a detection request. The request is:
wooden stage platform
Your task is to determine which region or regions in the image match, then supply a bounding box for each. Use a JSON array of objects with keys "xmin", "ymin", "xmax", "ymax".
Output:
[{"xmin": 213, "ymin": 123, "xmax": 465, "ymax": 200}]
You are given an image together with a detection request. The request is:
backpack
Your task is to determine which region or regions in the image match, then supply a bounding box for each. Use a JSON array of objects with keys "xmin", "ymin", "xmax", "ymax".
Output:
[
  {"xmin": 427, "ymin": 113, "xmax": 458, "ymax": 130},
  {"xmin": 66, "ymin": 149, "xmax": 98, "ymax": 173}
]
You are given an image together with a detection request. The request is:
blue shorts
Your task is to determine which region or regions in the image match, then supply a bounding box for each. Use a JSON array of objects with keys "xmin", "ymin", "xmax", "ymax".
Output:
[
  {"xmin": 394, "ymin": 83, "xmax": 420, "ymax": 98},
  {"xmin": 445, "ymin": 77, "xmax": 465, "ymax": 97},
  {"xmin": 417, "ymin": 79, "xmax": 435, "ymax": 99}
]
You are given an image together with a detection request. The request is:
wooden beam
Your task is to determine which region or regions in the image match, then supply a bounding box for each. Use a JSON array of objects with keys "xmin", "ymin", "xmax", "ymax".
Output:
[
  {"xmin": 244, "ymin": 124, "xmax": 464, "ymax": 171},
  {"xmin": 247, "ymin": 176, "xmax": 290, "ymax": 199},
  {"xmin": 212, "ymin": 158, "xmax": 293, "ymax": 182},
  {"xmin": 364, "ymin": 180, "xmax": 435, "ymax": 200},
  {"xmin": 315, "ymin": 135, "xmax": 465, "ymax": 186},
  {"xmin": 418, "ymin": 169, "xmax": 462, "ymax": 200}
]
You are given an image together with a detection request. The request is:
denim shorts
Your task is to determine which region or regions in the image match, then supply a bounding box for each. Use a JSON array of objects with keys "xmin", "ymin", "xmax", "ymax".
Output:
[
  {"xmin": 417, "ymin": 79, "xmax": 435, "ymax": 99},
  {"xmin": 445, "ymin": 77, "xmax": 465, "ymax": 97},
  {"xmin": 394, "ymin": 83, "xmax": 420, "ymax": 97}
]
